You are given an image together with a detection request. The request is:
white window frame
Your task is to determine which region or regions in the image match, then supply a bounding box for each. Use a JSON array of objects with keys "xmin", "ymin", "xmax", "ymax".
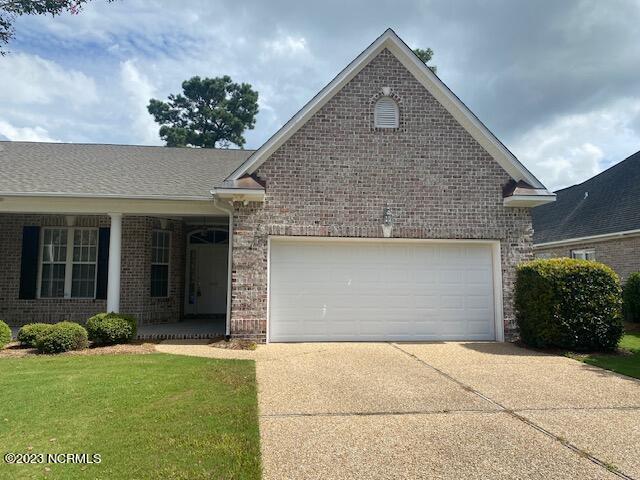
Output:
[
  {"xmin": 571, "ymin": 248, "xmax": 596, "ymax": 261},
  {"xmin": 151, "ymin": 230, "xmax": 171, "ymax": 298},
  {"xmin": 37, "ymin": 227, "xmax": 99, "ymax": 299}
]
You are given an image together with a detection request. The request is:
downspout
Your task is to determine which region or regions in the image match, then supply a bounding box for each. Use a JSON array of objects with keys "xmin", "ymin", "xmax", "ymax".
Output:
[{"xmin": 213, "ymin": 195, "xmax": 234, "ymax": 340}]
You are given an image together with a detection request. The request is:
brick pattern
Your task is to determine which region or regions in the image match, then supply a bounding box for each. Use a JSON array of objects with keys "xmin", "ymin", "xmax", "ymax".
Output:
[
  {"xmin": 0, "ymin": 214, "xmax": 185, "ymax": 326},
  {"xmin": 534, "ymin": 235, "xmax": 640, "ymax": 282},
  {"xmin": 230, "ymin": 49, "xmax": 533, "ymax": 342}
]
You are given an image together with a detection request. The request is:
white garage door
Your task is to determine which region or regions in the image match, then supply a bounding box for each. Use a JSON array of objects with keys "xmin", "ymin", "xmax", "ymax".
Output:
[{"xmin": 269, "ymin": 239, "xmax": 498, "ymax": 342}]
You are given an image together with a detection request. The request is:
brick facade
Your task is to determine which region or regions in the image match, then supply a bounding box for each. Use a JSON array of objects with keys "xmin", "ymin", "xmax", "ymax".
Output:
[
  {"xmin": 229, "ymin": 49, "xmax": 534, "ymax": 342},
  {"xmin": 0, "ymin": 214, "xmax": 185, "ymax": 326},
  {"xmin": 534, "ymin": 235, "xmax": 640, "ymax": 282}
]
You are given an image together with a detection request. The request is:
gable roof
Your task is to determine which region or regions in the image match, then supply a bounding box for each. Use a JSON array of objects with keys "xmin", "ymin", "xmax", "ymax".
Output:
[
  {"xmin": 227, "ymin": 28, "xmax": 549, "ymax": 193},
  {"xmin": 0, "ymin": 141, "xmax": 252, "ymax": 200},
  {"xmin": 532, "ymin": 150, "xmax": 640, "ymax": 245}
]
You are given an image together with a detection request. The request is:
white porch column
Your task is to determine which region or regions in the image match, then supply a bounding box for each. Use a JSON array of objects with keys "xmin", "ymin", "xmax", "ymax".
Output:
[{"xmin": 107, "ymin": 213, "xmax": 122, "ymax": 313}]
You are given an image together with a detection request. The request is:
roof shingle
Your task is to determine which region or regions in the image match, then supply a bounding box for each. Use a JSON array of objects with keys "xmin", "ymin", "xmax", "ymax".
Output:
[
  {"xmin": 532, "ymin": 150, "xmax": 640, "ymax": 244},
  {"xmin": 0, "ymin": 141, "xmax": 253, "ymax": 199}
]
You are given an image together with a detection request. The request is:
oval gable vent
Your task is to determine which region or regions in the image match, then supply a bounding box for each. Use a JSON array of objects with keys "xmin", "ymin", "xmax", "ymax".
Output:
[{"xmin": 374, "ymin": 97, "xmax": 399, "ymax": 128}]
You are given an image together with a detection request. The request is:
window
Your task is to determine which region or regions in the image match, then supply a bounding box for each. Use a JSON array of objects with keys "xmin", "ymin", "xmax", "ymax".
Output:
[
  {"xmin": 39, "ymin": 228, "xmax": 98, "ymax": 298},
  {"xmin": 374, "ymin": 96, "xmax": 399, "ymax": 128},
  {"xmin": 571, "ymin": 248, "xmax": 596, "ymax": 261},
  {"xmin": 151, "ymin": 230, "xmax": 171, "ymax": 297}
]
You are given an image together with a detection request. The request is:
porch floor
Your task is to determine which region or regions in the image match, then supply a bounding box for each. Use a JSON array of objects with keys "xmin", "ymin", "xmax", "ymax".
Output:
[{"xmin": 137, "ymin": 319, "xmax": 225, "ymax": 340}]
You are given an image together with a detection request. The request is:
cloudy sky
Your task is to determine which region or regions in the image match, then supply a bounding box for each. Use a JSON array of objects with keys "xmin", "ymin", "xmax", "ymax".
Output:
[{"xmin": 1, "ymin": 0, "xmax": 639, "ymax": 190}]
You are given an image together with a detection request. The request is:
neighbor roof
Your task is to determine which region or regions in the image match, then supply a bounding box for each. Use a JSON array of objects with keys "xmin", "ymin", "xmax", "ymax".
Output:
[
  {"xmin": 0, "ymin": 141, "xmax": 253, "ymax": 199},
  {"xmin": 532, "ymin": 150, "xmax": 640, "ymax": 245}
]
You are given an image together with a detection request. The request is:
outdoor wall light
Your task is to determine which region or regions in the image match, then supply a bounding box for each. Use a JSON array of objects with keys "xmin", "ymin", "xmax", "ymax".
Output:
[{"xmin": 382, "ymin": 203, "xmax": 393, "ymax": 238}]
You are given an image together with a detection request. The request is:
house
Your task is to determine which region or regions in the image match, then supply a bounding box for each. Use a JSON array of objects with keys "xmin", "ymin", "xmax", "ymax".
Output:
[
  {"xmin": 0, "ymin": 29, "xmax": 554, "ymax": 342},
  {"xmin": 532, "ymin": 150, "xmax": 640, "ymax": 282}
]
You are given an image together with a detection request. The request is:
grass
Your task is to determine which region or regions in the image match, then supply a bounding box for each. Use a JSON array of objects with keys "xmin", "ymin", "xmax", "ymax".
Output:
[
  {"xmin": 570, "ymin": 324, "xmax": 640, "ymax": 380},
  {"xmin": 0, "ymin": 353, "xmax": 261, "ymax": 480}
]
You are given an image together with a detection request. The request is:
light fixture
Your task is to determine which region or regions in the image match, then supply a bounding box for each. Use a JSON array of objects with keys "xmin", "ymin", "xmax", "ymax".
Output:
[
  {"xmin": 382, "ymin": 86, "xmax": 391, "ymax": 96},
  {"xmin": 382, "ymin": 203, "xmax": 393, "ymax": 238}
]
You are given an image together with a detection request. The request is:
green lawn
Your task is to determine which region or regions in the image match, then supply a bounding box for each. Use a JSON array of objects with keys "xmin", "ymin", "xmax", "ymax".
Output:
[
  {"xmin": 0, "ymin": 354, "xmax": 261, "ymax": 480},
  {"xmin": 576, "ymin": 330, "xmax": 640, "ymax": 380}
]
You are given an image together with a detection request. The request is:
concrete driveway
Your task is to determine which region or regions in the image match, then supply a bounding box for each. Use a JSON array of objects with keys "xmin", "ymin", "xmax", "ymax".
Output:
[{"xmin": 256, "ymin": 342, "xmax": 640, "ymax": 480}]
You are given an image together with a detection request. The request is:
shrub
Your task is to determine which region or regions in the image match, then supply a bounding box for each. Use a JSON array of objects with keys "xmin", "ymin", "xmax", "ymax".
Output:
[
  {"xmin": 17, "ymin": 323, "xmax": 55, "ymax": 348},
  {"xmin": 515, "ymin": 258, "xmax": 623, "ymax": 351},
  {"xmin": 36, "ymin": 322, "xmax": 88, "ymax": 354},
  {"xmin": 86, "ymin": 312, "xmax": 137, "ymax": 345},
  {"xmin": 0, "ymin": 320, "xmax": 11, "ymax": 349},
  {"xmin": 623, "ymin": 272, "xmax": 640, "ymax": 323}
]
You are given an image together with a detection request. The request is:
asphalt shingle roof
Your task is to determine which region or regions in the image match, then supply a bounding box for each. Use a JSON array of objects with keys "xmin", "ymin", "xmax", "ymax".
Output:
[
  {"xmin": 532, "ymin": 150, "xmax": 640, "ymax": 244},
  {"xmin": 0, "ymin": 141, "xmax": 254, "ymax": 199}
]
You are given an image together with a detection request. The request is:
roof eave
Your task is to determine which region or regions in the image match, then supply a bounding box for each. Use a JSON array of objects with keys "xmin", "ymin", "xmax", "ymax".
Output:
[
  {"xmin": 503, "ymin": 194, "xmax": 556, "ymax": 208},
  {"xmin": 210, "ymin": 188, "xmax": 265, "ymax": 203}
]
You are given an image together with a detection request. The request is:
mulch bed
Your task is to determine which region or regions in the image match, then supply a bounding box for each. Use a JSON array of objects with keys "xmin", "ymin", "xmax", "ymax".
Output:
[{"xmin": 0, "ymin": 341, "xmax": 157, "ymax": 357}]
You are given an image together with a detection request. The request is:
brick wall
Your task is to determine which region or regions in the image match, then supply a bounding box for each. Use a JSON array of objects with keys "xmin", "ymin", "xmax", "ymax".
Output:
[
  {"xmin": 0, "ymin": 214, "xmax": 184, "ymax": 326},
  {"xmin": 534, "ymin": 235, "xmax": 640, "ymax": 282},
  {"xmin": 230, "ymin": 49, "xmax": 533, "ymax": 341}
]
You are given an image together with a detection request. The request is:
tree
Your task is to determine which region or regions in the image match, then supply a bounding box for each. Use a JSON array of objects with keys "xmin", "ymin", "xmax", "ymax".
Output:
[
  {"xmin": 413, "ymin": 47, "xmax": 437, "ymax": 73},
  {"xmin": 0, "ymin": 0, "xmax": 114, "ymax": 54},
  {"xmin": 147, "ymin": 76, "xmax": 259, "ymax": 149}
]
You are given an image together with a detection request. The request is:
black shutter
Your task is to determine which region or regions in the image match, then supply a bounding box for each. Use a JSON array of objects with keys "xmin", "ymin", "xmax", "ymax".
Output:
[
  {"xmin": 18, "ymin": 226, "xmax": 40, "ymax": 299},
  {"xmin": 96, "ymin": 227, "xmax": 110, "ymax": 300}
]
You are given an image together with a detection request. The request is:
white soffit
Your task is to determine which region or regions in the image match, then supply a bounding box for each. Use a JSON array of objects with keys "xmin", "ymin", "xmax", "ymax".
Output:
[{"xmin": 228, "ymin": 29, "xmax": 549, "ymax": 192}]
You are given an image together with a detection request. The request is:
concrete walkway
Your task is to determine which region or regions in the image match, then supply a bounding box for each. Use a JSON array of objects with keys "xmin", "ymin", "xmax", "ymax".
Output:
[{"xmin": 256, "ymin": 342, "xmax": 640, "ymax": 480}]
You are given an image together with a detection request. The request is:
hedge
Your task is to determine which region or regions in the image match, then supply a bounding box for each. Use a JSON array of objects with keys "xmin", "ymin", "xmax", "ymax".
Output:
[
  {"xmin": 623, "ymin": 272, "xmax": 640, "ymax": 323},
  {"xmin": 36, "ymin": 322, "xmax": 88, "ymax": 354},
  {"xmin": 0, "ymin": 320, "xmax": 11, "ymax": 349},
  {"xmin": 86, "ymin": 313, "xmax": 137, "ymax": 345},
  {"xmin": 515, "ymin": 258, "xmax": 623, "ymax": 351},
  {"xmin": 17, "ymin": 323, "xmax": 55, "ymax": 348}
]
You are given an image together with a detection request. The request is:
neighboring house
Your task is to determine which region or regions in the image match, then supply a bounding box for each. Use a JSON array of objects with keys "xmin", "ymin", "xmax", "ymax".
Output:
[
  {"xmin": 532, "ymin": 150, "xmax": 640, "ymax": 282},
  {"xmin": 0, "ymin": 29, "xmax": 554, "ymax": 342}
]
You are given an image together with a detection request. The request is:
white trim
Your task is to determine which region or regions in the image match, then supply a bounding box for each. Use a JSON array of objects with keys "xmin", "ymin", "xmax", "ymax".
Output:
[
  {"xmin": 107, "ymin": 213, "xmax": 122, "ymax": 313},
  {"xmin": 213, "ymin": 199, "xmax": 234, "ymax": 338},
  {"xmin": 266, "ymin": 236, "xmax": 505, "ymax": 343},
  {"xmin": 503, "ymin": 194, "xmax": 556, "ymax": 207},
  {"xmin": 211, "ymin": 188, "xmax": 265, "ymax": 203},
  {"xmin": 533, "ymin": 228, "xmax": 640, "ymax": 248},
  {"xmin": 0, "ymin": 196, "xmax": 228, "ymax": 216},
  {"xmin": 0, "ymin": 191, "xmax": 213, "ymax": 201},
  {"xmin": 228, "ymin": 28, "xmax": 549, "ymax": 193}
]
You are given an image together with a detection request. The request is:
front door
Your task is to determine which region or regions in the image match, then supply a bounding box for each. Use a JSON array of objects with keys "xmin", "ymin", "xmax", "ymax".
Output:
[{"xmin": 185, "ymin": 229, "xmax": 229, "ymax": 316}]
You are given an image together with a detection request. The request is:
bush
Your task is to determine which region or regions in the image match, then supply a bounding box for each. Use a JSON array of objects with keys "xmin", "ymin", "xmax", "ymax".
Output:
[
  {"xmin": 0, "ymin": 320, "xmax": 11, "ymax": 349},
  {"xmin": 17, "ymin": 323, "xmax": 55, "ymax": 348},
  {"xmin": 36, "ymin": 322, "xmax": 88, "ymax": 354},
  {"xmin": 623, "ymin": 272, "xmax": 640, "ymax": 323},
  {"xmin": 86, "ymin": 312, "xmax": 137, "ymax": 345},
  {"xmin": 515, "ymin": 258, "xmax": 623, "ymax": 351}
]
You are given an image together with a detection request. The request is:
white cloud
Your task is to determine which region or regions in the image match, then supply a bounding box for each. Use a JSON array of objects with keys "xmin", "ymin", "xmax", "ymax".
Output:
[
  {"xmin": 0, "ymin": 53, "xmax": 98, "ymax": 107},
  {"xmin": 512, "ymin": 98, "xmax": 640, "ymax": 190},
  {"xmin": 0, "ymin": 120, "xmax": 60, "ymax": 142},
  {"xmin": 263, "ymin": 34, "xmax": 307, "ymax": 58},
  {"xmin": 119, "ymin": 60, "xmax": 162, "ymax": 145}
]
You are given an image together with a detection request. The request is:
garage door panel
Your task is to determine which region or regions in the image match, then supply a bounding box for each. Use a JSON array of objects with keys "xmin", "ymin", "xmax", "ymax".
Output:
[{"xmin": 269, "ymin": 240, "xmax": 497, "ymax": 342}]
